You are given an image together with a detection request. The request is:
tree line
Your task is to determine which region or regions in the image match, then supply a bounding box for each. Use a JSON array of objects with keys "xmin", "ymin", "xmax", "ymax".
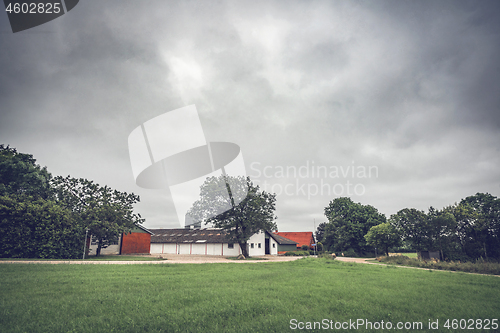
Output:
[
  {"xmin": 0, "ymin": 145, "xmax": 143, "ymax": 259},
  {"xmin": 317, "ymin": 195, "xmax": 500, "ymax": 261}
]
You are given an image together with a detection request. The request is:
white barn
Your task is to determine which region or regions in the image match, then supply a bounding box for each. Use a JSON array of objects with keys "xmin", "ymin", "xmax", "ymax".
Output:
[{"xmin": 149, "ymin": 228, "xmax": 296, "ymax": 256}]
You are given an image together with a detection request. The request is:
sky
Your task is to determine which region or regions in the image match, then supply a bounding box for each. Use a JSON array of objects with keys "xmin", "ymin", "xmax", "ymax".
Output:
[{"xmin": 1, "ymin": 0, "xmax": 499, "ymax": 232}]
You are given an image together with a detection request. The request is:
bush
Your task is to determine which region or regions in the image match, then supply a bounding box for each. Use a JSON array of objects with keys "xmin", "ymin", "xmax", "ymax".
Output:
[
  {"xmin": 318, "ymin": 252, "xmax": 336, "ymax": 260},
  {"xmin": 0, "ymin": 195, "xmax": 84, "ymax": 259},
  {"xmin": 380, "ymin": 255, "xmax": 500, "ymax": 275},
  {"xmin": 342, "ymin": 248, "xmax": 358, "ymax": 257},
  {"xmin": 301, "ymin": 245, "xmax": 310, "ymax": 251},
  {"xmin": 284, "ymin": 251, "xmax": 310, "ymax": 256}
]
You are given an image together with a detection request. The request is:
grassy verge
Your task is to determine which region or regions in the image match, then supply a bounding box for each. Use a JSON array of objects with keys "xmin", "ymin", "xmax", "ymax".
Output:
[
  {"xmin": 226, "ymin": 257, "xmax": 267, "ymax": 260},
  {"xmin": 380, "ymin": 255, "xmax": 500, "ymax": 275},
  {"xmin": 0, "ymin": 255, "xmax": 162, "ymax": 261},
  {"xmin": 1, "ymin": 257, "xmax": 499, "ymax": 332}
]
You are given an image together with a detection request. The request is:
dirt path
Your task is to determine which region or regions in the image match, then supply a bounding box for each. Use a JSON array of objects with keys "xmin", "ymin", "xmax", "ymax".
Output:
[
  {"xmin": 0, "ymin": 255, "xmax": 303, "ymax": 264},
  {"xmin": 334, "ymin": 256, "xmax": 375, "ymax": 264}
]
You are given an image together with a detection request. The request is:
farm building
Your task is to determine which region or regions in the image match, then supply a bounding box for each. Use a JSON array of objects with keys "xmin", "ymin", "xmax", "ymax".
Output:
[
  {"xmin": 270, "ymin": 233, "xmax": 300, "ymax": 254},
  {"xmin": 149, "ymin": 228, "xmax": 297, "ymax": 256},
  {"xmin": 274, "ymin": 231, "xmax": 315, "ymax": 250},
  {"xmin": 89, "ymin": 224, "xmax": 153, "ymax": 255}
]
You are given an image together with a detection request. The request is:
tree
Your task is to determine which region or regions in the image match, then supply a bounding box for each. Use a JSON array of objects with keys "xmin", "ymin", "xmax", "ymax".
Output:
[
  {"xmin": 389, "ymin": 208, "xmax": 428, "ymax": 252},
  {"xmin": 315, "ymin": 222, "xmax": 327, "ymax": 244},
  {"xmin": 323, "ymin": 197, "xmax": 386, "ymax": 255},
  {"xmin": 426, "ymin": 206, "xmax": 456, "ymax": 260},
  {"xmin": 51, "ymin": 176, "xmax": 144, "ymax": 256},
  {"xmin": 0, "ymin": 144, "xmax": 52, "ymax": 199},
  {"xmin": 187, "ymin": 175, "xmax": 277, "ymax": 258},
  {"xmin": 460, "ymin": 193, "xmax": 500, "ymax": 259},
  {"xmin": 0, "ymin": 195, "xmax": 83, "ymax": 258},
  {"xmin": 0, "ymin": 145, "xmax": 85, "ymax": 259},
  {"xmin": 364, "ymin": 223, "xmax": 400, "ymax": 256}
]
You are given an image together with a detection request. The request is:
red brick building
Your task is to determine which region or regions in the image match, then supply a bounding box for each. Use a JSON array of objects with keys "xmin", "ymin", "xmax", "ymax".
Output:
[{"xmin": 120, "ymin": 224, "xmax": 153, "ymax": 254}]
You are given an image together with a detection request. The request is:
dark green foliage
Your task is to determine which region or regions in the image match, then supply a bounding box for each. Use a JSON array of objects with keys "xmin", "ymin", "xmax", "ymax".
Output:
[
  {"xmin": 0, "ymin": 195, "xmax": 83, "ymax": 259},
  {"xmin": 51, "ymin": 176, "xmax": 144, "ymax": 256},
  {"xmin": 390, "ymin": 193, "xmax": 500, "ymax": 261},
  {"xmin": 314, "ymin": 222, "xmax": 327, "ymax": 244},
  {"xmin": 459, "ymin": 193, "xmax": 500, "ymax": 259},
  {"xmin": 389, "ymin": 208, "xmax": 429, "ymax": 251},
  {"xmin": 0, "ymin": 144, "xmax": 52, "ymax": 199},
  {"xmin": 364, "ymin": 222, "xmax": 400, "ymax": 256},
  {"xmin": 283, "ymin": 250, "xmax": 309, "ymax": 256},
  {"xmin": 0, "ymin": 145, "xmax": 143, "ymax": 258},
  {"xmin": 323, "ymin": 197, "xmax": 386, "ymax": 256}
]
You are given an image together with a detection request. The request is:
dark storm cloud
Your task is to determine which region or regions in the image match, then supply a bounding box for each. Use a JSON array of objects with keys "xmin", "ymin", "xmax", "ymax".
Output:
[{"xmin": 1, "ymin": 0, "xmax": 499, "ymax": 229}]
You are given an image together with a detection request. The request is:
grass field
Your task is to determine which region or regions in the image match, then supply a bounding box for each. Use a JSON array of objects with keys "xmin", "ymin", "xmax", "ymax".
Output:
[
  {"xmin": 1, "ymin": 258, "xmax": 499, "ymax": 332},
  {"xmin": 0, "ymin": 255, "xmax": 163, "ymax": 261}
]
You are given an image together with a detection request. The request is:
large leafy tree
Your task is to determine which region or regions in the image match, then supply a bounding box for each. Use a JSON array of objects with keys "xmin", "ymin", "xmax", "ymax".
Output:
[
  {"xmin": 0, "ymin": 144, "xmax": 52, "ymax": 199},
  {"xmin": 426, "ymin": 206, "xmax": 457, "ymax": 260},
  {"xmin": 460, "ymin": 193, "xmax": 500, "ymax": 259},
  {"xmin": 0, "ymin": 145, "xmax": 84, "ymax": 258},
  {"xmin": 51, "ymin": 176, "xmax": 144, "ymax": 256},
  {"xmin": 364, "ymin": 222, "xmax": 400, "ymax": 256},
  {"xmin": 323, "ymin": 197, "xmax": 386, "ymax": 255},
  {"xmin": 187, "ymin": 175, "xmax": 277, "ymax": 258},
  {"xmin": 315, "ymin": 222, "xmax": 327, "ymax": 244},
  {"xmin": 0, "ymin": 196, "xmax": 82, "ymax": 258},
  {"xmin": 389, "ymin": 208, "xmax": 429, "ymax": 252}
]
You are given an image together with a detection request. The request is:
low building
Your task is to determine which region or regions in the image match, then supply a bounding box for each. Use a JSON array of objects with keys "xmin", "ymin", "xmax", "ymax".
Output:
[
  {"xmin": 149, "ymin": 229, "xmax": 297, "ymax": 256},
  {"xmin": 88, "ymin": 224, "xmax": 153, "ymax": 255},
  {"xmin": 274, "ymin": 231, "xmax": 315, "ymax": 250},
  {"xmin": 271, "ymin": 233, "xmax": 299, "ymax": 254}
]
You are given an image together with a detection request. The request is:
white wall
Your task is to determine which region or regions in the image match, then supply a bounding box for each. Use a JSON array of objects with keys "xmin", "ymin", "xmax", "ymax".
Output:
[
  {"xmin": 247, "ymin": 231, "xmax": 266, "ymax": 256},
  {"xmin": 149, "ymin": 230, "xmax": 279, "ymax": 256}
]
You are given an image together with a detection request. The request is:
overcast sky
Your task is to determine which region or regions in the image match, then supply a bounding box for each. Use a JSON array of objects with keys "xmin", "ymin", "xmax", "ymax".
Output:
[{"xmin": 1, "ymin": 1, "xmax": 499, "ymax": 231}]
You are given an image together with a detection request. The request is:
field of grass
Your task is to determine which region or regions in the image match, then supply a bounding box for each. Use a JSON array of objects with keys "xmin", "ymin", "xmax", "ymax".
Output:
[
  {"xmin": 1, "ymin": 258, "xmax": 499, "ymax": 332},
  {"xmin": 400, "ymin": 252, "xmax": 418, "ymax": 258},
  {"xmin": 0, "ymin": 255, "xmax": 162, "ymax": 261}
]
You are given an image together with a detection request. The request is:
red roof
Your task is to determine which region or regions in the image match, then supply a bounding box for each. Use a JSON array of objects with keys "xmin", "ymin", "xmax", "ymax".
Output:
[{"xmin": 274, "ymin": 232, "xmax": 314, "ymax": 249}]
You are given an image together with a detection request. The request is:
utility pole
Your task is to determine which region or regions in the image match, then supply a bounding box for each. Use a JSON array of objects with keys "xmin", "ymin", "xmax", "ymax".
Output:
[
  {"xmin": 82, "ymin": 228, "xmax": 89, "ymax": 260},
  {"xmin": 313, "ymin": 218, "xmax": 316, "ymax": 256}
]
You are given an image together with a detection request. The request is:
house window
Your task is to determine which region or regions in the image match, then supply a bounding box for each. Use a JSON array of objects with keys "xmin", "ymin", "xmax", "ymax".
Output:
[
  {"xmin": 272, "ymin": 243, "xmax": 275, "ymax": 248},
  {"xmin": 258, "ymin": 243, "xmax": 261, "ymax": 248},
  {"xmin": 251, "ymin": 243, "xmax": 254, "ymax": 249},
  {"xmin": 228, "ymin": 243, "xmax": 234, "ymax": 249}
]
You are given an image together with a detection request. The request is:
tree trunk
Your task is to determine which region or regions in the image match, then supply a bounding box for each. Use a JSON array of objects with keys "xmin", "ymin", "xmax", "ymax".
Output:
[
  {"xmin": 239, "ymin": 242, "xmax": 249, "ymax": 258},
  {"xmin": 96, "ymin": 239, "xmax": 102, "ymax": 257}
]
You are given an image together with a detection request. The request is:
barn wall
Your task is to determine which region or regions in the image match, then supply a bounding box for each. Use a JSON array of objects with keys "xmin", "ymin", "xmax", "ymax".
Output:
[
  {"xmin": 121, "ymin": 233, "xmax": 151, "ymax": 254},
  {"xmin": 191, "ymin": 243, "xmax": 206, "ymax": 255},
  {"xmin": 150, "ymin": 243, "xmax": 163, "ymax": 254},
  {"xmin": 270, "ymin": 238, "xmax": 278, "ymax": 255},
  {"xmin": 149, "ymin": 231, "xmax": 280, "ymax": 256},
  {"xmin": 247, "ymin": 231, "xmax": 266, "ymax": 256}
]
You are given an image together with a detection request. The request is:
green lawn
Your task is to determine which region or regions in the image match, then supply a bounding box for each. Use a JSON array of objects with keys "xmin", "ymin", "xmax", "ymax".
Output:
[
  {"xmin": 1, "ymin": 258, "xmax": 499, "ymax": 332},
  {"xmin": 0, "ymin": 255, "xmax": 162, "ymax": 261}
]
